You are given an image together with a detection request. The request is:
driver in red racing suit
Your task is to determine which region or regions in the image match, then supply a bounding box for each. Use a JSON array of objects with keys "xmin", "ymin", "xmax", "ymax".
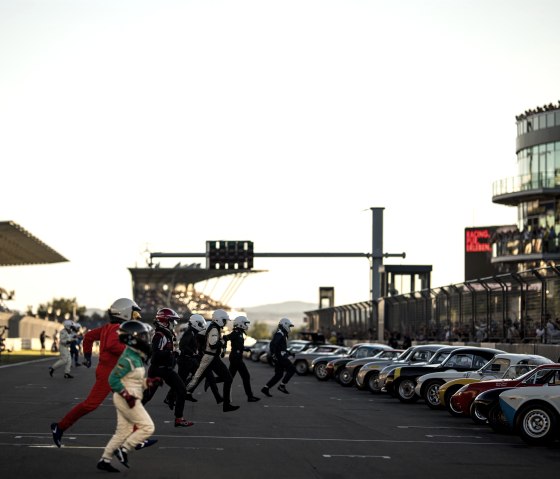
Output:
[{"xmin": 50, "ymin": 298, "xmax": 155, "ymax": 450}]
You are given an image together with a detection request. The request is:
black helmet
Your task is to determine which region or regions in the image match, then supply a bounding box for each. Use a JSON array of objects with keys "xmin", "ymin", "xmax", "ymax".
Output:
[{"xmin": 118, "ymin": 320, "xmax": 153, "ymax": 356}]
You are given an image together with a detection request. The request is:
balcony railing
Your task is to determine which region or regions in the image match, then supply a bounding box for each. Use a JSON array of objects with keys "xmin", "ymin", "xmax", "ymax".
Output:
[{"xmin": 493, "ymin": 172, "xmax": 560, "ymax": 197}]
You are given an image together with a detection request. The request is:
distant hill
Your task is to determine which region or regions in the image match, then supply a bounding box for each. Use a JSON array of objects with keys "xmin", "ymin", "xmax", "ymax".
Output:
[{"xmin": 242, "ymin": 301, "xmax": 317, "ymax": 329}]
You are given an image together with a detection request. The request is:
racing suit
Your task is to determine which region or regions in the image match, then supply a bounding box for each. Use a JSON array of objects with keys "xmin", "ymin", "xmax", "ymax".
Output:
[
  {"xmin": 101, "ymin": 347, "xmax": 154, "ymax": 461},
  {"xmin": 142, "ymin": 326, "xmax": 187, "ymax": 420},
  {"xmin": 57, "ymin": 322, "xmax": 125, "ymax": 431},
  {"xmin": 224, "ymin": 328, "xmax": 255, "ymax": 399},
  {"xmin": 265, "ymin": 327, "xmax": 296, "ymax": 389},
  {"xmin": 186, "ymin": 322, "xmax": 234, "ymax": 409}
]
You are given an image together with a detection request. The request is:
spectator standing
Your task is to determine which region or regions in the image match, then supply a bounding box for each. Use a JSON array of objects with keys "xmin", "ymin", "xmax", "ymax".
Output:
[
  {"xmin": 39, "ymin": 330, "xmax": 49, "ymax": 355},
  {"xmin": 51, "ymin": 330, "xmax": 58, "ymax": 352},
  {"xmin": 336, "ymin": 331, "xmax": 345, "ymax": 346},
  {"xmin": 402, "ymin": 334, "xmax": 412, "ymax": 349}
]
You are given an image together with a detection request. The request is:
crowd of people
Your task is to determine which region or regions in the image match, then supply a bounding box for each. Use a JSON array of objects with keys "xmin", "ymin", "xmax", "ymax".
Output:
[
  {"xmin": 47, "ymin": 297, "xmax": 297, "ymax": 472},
  {"xmin": 491, "ymin": 225, "xmax": 560, "ymax": 256}
]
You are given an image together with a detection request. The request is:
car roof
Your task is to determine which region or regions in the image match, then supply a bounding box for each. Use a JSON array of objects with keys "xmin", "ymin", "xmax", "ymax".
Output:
[
  {"xmin": 492, "ymin": 353, "xmax": 553, "ymax": 363},
  {"xmin": 412, "ymin": 344, "xmax": 448, "ymax": 350}
]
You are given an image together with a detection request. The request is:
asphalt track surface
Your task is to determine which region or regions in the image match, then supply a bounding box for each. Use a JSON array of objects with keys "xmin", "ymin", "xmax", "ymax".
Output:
[{"xmin": 1, "ymin": 356, "xmax": 559, "ymax": 479}]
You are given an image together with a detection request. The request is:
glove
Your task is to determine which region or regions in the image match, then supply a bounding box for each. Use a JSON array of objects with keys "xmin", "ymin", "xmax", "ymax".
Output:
[
  {"xmin": 119, "ymin": 390, "xmax": 136, "ymax": 408},
  {"xmin": 146, "ymin": 377, "xmax": 163, "ymax": 389},
  {"xmin": 83, "ymin": 353, "xmax": 92, "ymax": 368}
]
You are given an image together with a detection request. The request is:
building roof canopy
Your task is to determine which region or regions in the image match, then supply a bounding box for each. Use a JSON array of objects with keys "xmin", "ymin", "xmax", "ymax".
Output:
[
  {"xmin": 129, "ymin": 266, "xmax": 263, "ymax": 285},
  {"xmin": 0, "ymin": 221, "xmax": 68, "ymax": 266}
]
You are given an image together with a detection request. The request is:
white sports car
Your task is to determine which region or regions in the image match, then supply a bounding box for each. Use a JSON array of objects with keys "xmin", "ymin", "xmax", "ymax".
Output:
[{"xmin": 499, "ymin": 377, "xmax": 560, "ymax": 445}]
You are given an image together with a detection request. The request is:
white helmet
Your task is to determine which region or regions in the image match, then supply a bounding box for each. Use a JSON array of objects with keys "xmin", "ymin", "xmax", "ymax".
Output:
[
  {"xmin": 189, "ymin": 314, "xmax": 207, "ymax": 332},
  {"xmin": 279, "ymin": 317, "xmax": 294, "ymax": 334},
  {"xmin": 63, "ymin": 319, "xmax": 74, "ymax": 330},
  {"xmin": 233, "ymin": 315, "xmax": 250, "ymax": 331},
  {"xmin": 212, "ymin": 309, "xmax": 229, "ymax": 328},
  {"xmin": 109, "ymin": 298, "xmax": 141, "ymax": 323}
]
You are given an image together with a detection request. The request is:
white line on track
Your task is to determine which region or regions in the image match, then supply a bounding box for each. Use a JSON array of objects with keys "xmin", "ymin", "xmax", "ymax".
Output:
[
  {"xmin": 164, "ymin": 421, "xmax": 215, "ymax": 424},
  {"xmin": 263, "ymin": 405, "xmax": 305, "ymax": 408},
  {"xmin": 0, "ymin": 357, "xmax": 53, "ymax": 368},
  {"xmin": 15, "ymin": 435, "xmax": 75, "ymax": 440},
  {"xmin": 323, "ymin": 454, "xmax": 390, "ymax": 459},
  {"xmin": 30, "ymin": 445, "xmax": 104, "ymax": 449},
  {"xmin": 426, "ymin": 435, "xmax": 482, "ymax": 439},
  {"xmin": 159, "ymin": 446, "xmax": 224, "ymax": 450},
  {"xmin": 0, "ymin": 432, "xmax": 514, "ymax": 445},
  {"xmin": 329, "ymin": 397, "xmax": 375, "ymax": 401}
]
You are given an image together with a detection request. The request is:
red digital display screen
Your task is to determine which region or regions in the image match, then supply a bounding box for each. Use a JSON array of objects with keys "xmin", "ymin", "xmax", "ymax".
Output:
[{"xmin": 465, "ymin": 228, "xmax": 491, "ymax": 253}]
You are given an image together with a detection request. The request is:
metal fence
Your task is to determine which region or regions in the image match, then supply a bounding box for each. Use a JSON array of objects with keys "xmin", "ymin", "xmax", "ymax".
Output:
[{"xmin": 305, "ymin": 265, "xmax": 560, "ymax": 345}]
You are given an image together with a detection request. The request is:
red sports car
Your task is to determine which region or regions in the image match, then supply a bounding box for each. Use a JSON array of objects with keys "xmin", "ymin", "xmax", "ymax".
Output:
[{"xmin": 448, "ymin": 363, "xmax": 560, "ymax": 421}]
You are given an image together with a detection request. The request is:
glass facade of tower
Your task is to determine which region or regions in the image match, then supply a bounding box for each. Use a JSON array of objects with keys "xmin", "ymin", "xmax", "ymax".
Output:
[{"xmin": 491, "ymin": 103, "xmax": 560, "ymax": 268}]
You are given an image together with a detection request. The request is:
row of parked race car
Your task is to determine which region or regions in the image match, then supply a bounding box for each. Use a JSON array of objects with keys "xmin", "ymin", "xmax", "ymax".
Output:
[{"xmin": 245, "ymin": 338, "xmax": 560, "ymax": 446}]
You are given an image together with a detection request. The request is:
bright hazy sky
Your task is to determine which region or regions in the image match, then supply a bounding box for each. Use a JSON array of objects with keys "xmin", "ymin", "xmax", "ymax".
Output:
[{"xmin": 2, "ymin": 0, "xmax": 560, "ymax": 314}]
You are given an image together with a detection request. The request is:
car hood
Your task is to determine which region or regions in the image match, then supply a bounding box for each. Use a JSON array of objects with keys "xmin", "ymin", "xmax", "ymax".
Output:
[
  {"xmin": 311, "ymin": 354, "xmax": 347, "ymax": 365},
  {"xmin": 347, "ymin": 357, "xmax": 396, "ymax": 368}
]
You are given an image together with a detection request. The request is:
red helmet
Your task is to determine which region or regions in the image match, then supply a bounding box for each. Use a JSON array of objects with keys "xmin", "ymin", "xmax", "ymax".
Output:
[{"xmin": 154, "ymin": 308, "xmax": 180, "ymax": 330}]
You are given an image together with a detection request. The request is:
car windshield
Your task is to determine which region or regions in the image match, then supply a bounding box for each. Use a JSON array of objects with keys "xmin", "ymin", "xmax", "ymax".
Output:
[
  {"xmin": 375, "ymin": 350, "xmax": 400, "ymax": 359},
  {"xmin": 522, "ymin": 368, "xmax": 560, "ymax": 385},
  {"xmin": 501, "ymin": 364, "xmax": 537, "ymax": 380},
  {"xmin": 425, "ymin": 349, "xmax": 450, "ymax": 364},
  {"xmin": 396, "ymin": 347, "xmax": 415, "ymax": 360},
  {"xmin": 479, "ymin": 357, "xmax": 510, "ymax": 375},
  {"xmin": 441, "ymin": 352, "xmax": 489, "ymax": 369}
]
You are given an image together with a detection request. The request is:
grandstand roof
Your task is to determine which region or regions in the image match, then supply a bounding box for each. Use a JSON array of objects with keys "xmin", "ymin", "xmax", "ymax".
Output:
[
  {"xmin": 0, "ymin": 221, "xmax": 68, "ymax": 266},
  {"xmin": 129, "ymin": 266, "xmax": 264, "ymax": 285}
]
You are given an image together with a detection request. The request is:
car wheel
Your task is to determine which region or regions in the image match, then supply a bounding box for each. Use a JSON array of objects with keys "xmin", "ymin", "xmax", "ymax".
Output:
[
  {"xmin": 424, "ymin": 380, "xmax": 444, "ymax": 409},
  {"xmin": 334, "ymin": 369, "xmax": 342, "ymax": 384},
  {"xmin": 395, "ymin": 378, "xmax": 419, "ymax": 403},
  {"xmin": 295, "ymin": 360, "xmax": 308, "ymax": 376},
  {"xmin": 470, "ymin": 402, "xmax": 488, "ymax": 425},
  {"xmin": 338, "ymin": 368, "xmax": 354, "ymax": 387},
  {"xmin": 366, "ymin": 372, "xmax": 382, "ymax": 393},
  {"xmin": 314, "ymin": 363, "xmax": 329, "ymax": 381},
  {"xmin": 488, "ymin": 402, "xmax": 511, "ymax": 434},
  {"xmin": 517, "ymin": 403, "xmax": 558, "ymax": 445},
  {"xmin": 444, "ymin": 386, "xmax": 464, "ymax": 417}
]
